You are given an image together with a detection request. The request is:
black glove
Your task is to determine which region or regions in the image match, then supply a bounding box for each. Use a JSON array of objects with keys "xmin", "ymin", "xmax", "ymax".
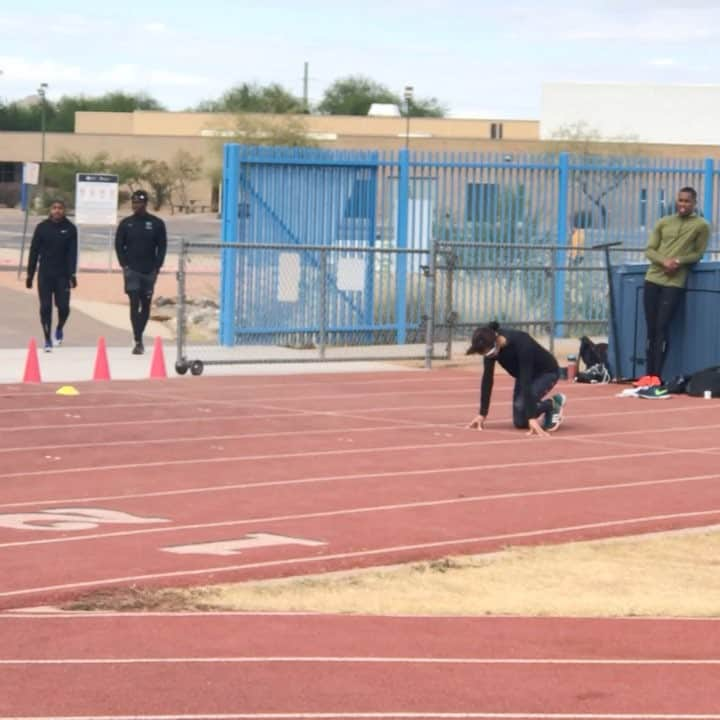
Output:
[
  {"xmin": 25, "ymin": 276, "xmax": 32, "ymax": 290},
  {"xmin": 70, "ymin": 275, "xmax": 77, "ymax": 289}
]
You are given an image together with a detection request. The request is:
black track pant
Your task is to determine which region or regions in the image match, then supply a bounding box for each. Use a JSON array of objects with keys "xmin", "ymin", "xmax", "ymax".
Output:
[
  {"xmin": 128, "ymin": 293, "xmax": 153, "ymax": 344},
  {"xmin": 512, "ymin": 371, "xmax": 559, "ymax": 429},
  {"xmin": 37, "ymin": 274, "xmax": 70, "ymax": 343},
  {"xmin": 643, "ymin": 281, "xmax": 684, "ymax": 380}
]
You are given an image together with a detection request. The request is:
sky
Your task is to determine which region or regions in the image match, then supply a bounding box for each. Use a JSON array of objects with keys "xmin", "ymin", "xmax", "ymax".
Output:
[{"xmin": 1, "ymin": 0, "xmax": 720, "ymax": 118}]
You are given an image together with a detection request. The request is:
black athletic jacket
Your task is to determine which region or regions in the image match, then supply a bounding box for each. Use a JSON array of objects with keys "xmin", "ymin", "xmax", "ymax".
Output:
[
  {"xmin": 480, "ymin": 329, "xmax": 559, "ymax": 421},
  {"xmin": 27, "ymin": 217, "xmax": 78, "ymax": 280},
  {"xmin": 115, "ymin": 211, "xmax": 167, "ymax": 274}
]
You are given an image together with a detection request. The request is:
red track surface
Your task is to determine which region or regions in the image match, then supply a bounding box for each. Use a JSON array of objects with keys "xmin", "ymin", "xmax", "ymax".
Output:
[{"xmin": 2, "ymin": 369, "xmax": 720, "ymax": 718}]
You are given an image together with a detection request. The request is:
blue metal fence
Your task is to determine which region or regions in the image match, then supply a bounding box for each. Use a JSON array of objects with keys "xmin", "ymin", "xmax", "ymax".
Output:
[{"xmin": 218, "ymin": 145, "xmax": 720, "ymax": 347}]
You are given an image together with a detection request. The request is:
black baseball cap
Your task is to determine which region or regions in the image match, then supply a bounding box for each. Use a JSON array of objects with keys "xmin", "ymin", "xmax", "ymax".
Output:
[{"xmin": 131, "ymin": 190, "xmax": 149, "ymax": 203}]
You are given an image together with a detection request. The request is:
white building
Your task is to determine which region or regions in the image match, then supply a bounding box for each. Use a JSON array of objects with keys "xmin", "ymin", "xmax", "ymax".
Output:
[{"xmin": 541, "ymin": 82, "xmax": 720, "ymax": 146}]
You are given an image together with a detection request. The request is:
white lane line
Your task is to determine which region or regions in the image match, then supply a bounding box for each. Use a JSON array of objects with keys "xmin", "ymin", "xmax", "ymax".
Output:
[
  {"xmin": 4, "ymin": 714, "xmax": 720, "ymax": 720},
  {"xmin": 0, "ymin": 398, "xmax": 710, "ymax": 434},
  {"xmin": 0, "ymin": 421, "xmax": 441, "ymax": 454},
  {"xmin": 4, "ymin": 463, "xmax": 720, "ymax": 550},
  {"xmin": 3, "ymin": 507, "xmax": 720, "ymax": 598},
  {"xmin": 1, "ymin": 656, "xmax": 719, "ymax": 666},
  {"xmin": 3, "ymin": 456, "xmax": 718, "ymax": 515}
]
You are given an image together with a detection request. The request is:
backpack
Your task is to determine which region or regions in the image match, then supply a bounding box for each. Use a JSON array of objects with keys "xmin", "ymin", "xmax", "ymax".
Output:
[
  {"xmin": 576, "ymin": 336, "xmax": 612, "ymax": 382},
  {"xmin": 686, "ymin": 366, "xmax": 720, "ymax": 398},
  {"xmin": 575, "ymin": 363, "xmax": 612, "ymax": 384},
  {"xmin": 666, "ymin": 375, "xmax": 691, "ymax": 394},
  {"xmin": 579, "ymin": 336, "xmax": 609, "ymax": 369}
]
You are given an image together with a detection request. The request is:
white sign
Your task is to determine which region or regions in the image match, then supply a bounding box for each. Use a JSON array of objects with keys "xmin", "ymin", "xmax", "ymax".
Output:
[
  {"xmin": 22, "ymin": 162, "xmax": 40, "ymax": 186},
  {"xmin": 0, "ymin": 508, "xmax": 168, "ymax": 532},
  {"xmin": 277, "ymin": 253, "xmax": 301, "ymax": 303},
  {"xmin": 75, "ymin": 173, "xmax": 119, "ymax": 225},
  {"xmin": 163, "ymin": 532, "xmax": 326, "ymax": 556},
  {"xmin": 337, "ymin": 257, "xmax": 365, "ymax": 292}
]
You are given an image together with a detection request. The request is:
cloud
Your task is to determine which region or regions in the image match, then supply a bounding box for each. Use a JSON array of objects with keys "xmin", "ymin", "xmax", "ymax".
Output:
[{"xmin": 649, "ymin": 58, "xmax": 676, "ymax": 66}]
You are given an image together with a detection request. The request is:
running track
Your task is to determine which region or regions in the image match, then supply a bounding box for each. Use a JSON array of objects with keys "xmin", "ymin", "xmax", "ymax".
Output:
[{"xmin": 1, "ymin": 368, "xmax": 720, "ymax": 719}]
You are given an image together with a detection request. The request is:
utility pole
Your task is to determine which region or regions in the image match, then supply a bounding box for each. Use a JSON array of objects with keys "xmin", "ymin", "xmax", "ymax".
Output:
[
  {"xmin": 403, "ymin": 85, "xmax": 414, "ymax": 150},
  {"xmin": 38, "ymin": 82, "xmax": 48, "ymax": 201},
  {"xmin": 303, "ymin": 61, "xmax": 309, "ymax": 113}
]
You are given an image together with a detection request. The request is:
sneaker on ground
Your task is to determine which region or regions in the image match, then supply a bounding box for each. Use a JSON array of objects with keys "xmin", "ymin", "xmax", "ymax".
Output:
[
  {"xmin": 546, "ymin": 393, "xmax": 567, "ymax": 432},
  {"xmin": 637, "ymin": 386, "xmax": 671, "ymax": 400},
  {"xmin": 43, "ymin": 340, "xmax": 52, "ymax": 353},
  {"xmin": 633, "ymin": 375, "xmax": 662, "ymax": 388},
  {"xmin": 54, "ymin": 327, "xmax": 63, "ymax": 346},
  {"xmin": 132, "ymin": 342, "xmax": 145, "ymax": 355}
]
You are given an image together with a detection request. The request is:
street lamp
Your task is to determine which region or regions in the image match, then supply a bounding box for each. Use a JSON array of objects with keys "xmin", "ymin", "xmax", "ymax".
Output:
[
  {"xmin": 37, "ymin": 82, "xmax": 48, "ymax": 201},
  {"xmin": 403, "ymin": 85, "xmax": 414, "ymax": 150}
]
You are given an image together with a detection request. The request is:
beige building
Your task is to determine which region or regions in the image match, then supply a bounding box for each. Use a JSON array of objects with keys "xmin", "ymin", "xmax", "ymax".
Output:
[{"xmin": 2, "ymin": 109, "xmax": 720, "ymax": 209}]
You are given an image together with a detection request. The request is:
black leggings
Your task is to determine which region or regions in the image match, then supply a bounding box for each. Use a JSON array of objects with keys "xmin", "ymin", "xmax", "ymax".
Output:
[
  {"xmin": 37, "ymin": 275, "xmax": 70, "ymax": 342},
  {"xmin": 128, "ymin": 292, "xmax": 152, "ymax": 343},
  {"xmin": 512, "ymin": 371, "xmax": 559, "ymax": 429},
  {"xmin": 643, "ymin": 281, "xmax": 684, "ymax": 379}
]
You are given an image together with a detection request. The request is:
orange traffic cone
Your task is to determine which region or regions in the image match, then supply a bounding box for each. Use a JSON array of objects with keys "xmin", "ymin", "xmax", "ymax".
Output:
[
  {"xmin": 92, "ymin": 337, "xmax": 111, "ymax": 381},
  {"xmin": 149, "ymin": 336, "xmax": 167, "ymax": 379},
  {"xmin": 22, "ymin": 338, "xmax": 42, "ymax": 383}
]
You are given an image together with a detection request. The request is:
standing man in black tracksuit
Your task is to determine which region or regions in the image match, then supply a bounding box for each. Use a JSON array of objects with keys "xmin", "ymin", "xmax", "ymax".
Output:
[
  {"xmin": 115, "ymin": 189, "xmax": 167, "ymax": 355},
  {"xmin": 25, "ymin": 199, "xmax": 78, "ymax": 352}
]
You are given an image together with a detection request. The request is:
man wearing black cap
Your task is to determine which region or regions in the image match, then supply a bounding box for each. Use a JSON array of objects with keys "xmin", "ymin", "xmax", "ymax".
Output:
[
  {"xmin": 25, "ymin": 199, "xmax": 78, "ymax": 352},
  {"xmin": 115, "ymin": 189, "xmax": 167, "ymax": 354}
]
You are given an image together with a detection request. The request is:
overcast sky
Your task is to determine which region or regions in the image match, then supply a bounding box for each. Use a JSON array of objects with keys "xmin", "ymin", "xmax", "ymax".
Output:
[{"xmin": 1, "ymin": 0, "xmax": 719, "ymax": 117}]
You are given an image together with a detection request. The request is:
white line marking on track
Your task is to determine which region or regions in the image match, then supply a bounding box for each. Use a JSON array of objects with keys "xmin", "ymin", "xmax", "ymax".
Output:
[
  {"xmin": 3, "ymin": 458, "xmax": 718, "ymax": 514},
  {"xmin": 3, "ymin": 507, "xmax": 720, "ymax": 598},
  {"xmin": 2, "ymin": 470, "xmax": 719, "ymax": 537},
  {"xmin": 1, "ymin": 712, "xmax": 720, "ymax": 720},
  {"xmin": 3, "ymin": 467, "xmax": 720, "ymax": 549},
  {"xmin": 2, "ymin": 429, "xmax": 719, "ymax": 482},
  {"xmin": 1, "ymin": 656, "xmax": 719, "ymax": 665}
]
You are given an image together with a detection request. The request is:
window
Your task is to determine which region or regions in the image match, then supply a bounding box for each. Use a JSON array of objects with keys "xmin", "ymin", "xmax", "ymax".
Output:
[
  {"xmin": 0, "ymin": 162, "xmax": 20, "ymax": 183},
  {"xmin": 490, "ymin": 123, "xmax": 503, "ymax": 140}
]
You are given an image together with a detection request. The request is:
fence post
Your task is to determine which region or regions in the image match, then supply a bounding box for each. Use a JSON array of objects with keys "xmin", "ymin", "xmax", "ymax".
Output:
[
  {"xmin": 319, "ymin": 248, "xmax": 328, "ymax": 359},
  {"xmin": 395, "ymin": 149, "xmax": 410, "ymax": 344},
  {"xmin": 703, "ymin": 158, "xmax": 714, "ymax": 222},
  {"xmin": 176, "ymin": 237, "xmax": 187, "ymax": 371},
  {"xmin": 554, "ymin": 152, "xmax": 570, "ymax": 339},
  {"xmin": 219, "ymin": 143, "xmax": 240, "ymax": 346},
  {"xmin": 423, "ymin": 241, "xmax": 436, "ymax": 369}
]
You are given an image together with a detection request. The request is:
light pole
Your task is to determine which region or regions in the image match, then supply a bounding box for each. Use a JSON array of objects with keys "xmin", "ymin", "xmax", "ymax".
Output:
[
  {"xmin": 38, "ymin": 82, "xmax": 48, "ymax": 201},
  {"xmin": 403, "ymin": 85, "xmax": 413, "ymax": 150}
]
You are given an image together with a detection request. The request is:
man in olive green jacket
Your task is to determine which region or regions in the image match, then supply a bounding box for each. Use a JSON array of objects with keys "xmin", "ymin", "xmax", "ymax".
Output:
[{"xmin": 644, "ymin": 186, "xmax": 710, "ymax": 382}]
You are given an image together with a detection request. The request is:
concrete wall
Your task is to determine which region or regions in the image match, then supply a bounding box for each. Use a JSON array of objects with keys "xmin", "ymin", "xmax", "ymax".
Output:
[{"xmin": 75, "ymin": 111, "xmax": 540, "ymax": 141}]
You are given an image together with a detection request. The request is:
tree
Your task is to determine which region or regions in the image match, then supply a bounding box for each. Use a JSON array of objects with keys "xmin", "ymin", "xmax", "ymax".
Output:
[
  {"xmin": 42, "ymin": 151, "xmax": 112, "ymax": 202},
  {"xmin": 0, "ymin": 91, "xmax": 165, "ymax": 132},
  {"xmin": 318, "ymin": 75, "xmax": 398, "ymax": 116},
  {"xmin": 318, "ymin": 75, "xmax": 447, "ymax": 117},
  {"xmin": 406, "ymin": 97, "xmax": 445, "ymax": 118},
  {"xmin": 142, "ymin": 160, "xmax": 174, "ymax": 211},
  {"xmin": 194, "ymin": 83, "xmax": 305, "ymax": 114},
  {"xmin": 546, "ymin": 121, "xmax": 644, "ymax": 230},
  {"xmin": 169, "ymin": 150, "xmax": 203, "ymax": 208}
]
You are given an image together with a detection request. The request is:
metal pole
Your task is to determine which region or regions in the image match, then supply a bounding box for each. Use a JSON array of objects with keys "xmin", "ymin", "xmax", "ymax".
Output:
[
  {"xmin": 423, "ymin": 242, "xmax": 436, "ymax": 369},
  {"xmin": 38, "ymin": 83, "xmax": 48, "ymax": 201},
  {"xmin": 318, "ymin": 249, "xmax": 328, "ymax": 359},
  {"xmin": 445, "ymin": 251, "xmax": 455, "ymax": 360},
  {"xmin": 176, "ymin": 237, "xmax": 188, "ymax": 370},
  {"xmin": 17, "ymin": 203, "xmax": 31, "ymax": 279},
  {"xmin": 548, "ymin": 248, "xmax": 556, "ymax": 355},
  {"xmin": 403, "ymin": 85, "xmax": 413, "ymax": 151}
]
